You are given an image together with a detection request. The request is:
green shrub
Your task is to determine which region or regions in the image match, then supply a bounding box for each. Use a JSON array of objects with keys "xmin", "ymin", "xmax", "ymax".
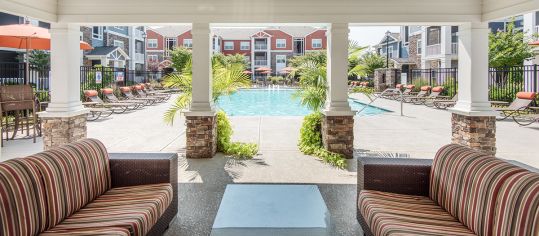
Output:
[
  {"xmin": 216, "ymin": 111, "xmax": 259, "ymax": 159},
  {"xmin": 298, "ymin": 112, "xmax": 347, "ymax": 169},
  {"xmin": 269, "ymin": 76, "xmax": 284, "ymax": 85}
]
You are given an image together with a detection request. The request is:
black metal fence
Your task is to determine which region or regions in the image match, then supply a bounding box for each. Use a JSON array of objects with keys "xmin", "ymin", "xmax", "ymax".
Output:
[
  {"xmin": 410, "ymin": 65, "xmax": 539, "ymax": 103},
  {"xmin": 0, "ymin": 63, "xmax": 166, "ymax": 101}
]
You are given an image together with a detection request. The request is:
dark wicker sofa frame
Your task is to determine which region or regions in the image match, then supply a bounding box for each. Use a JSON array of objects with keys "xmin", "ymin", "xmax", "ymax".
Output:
[
  {"xmin": 357, "ymin": 157, "xmax": 433, "ymax": 236},
  {"xmin": 109, "ymin": 153, "xmax": 178, "ymax": 236}
]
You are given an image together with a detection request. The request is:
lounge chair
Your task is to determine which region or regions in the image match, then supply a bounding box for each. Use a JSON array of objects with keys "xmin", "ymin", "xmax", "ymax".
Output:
[
  {"xmin": 402, "ymin": 85, "xmax": 431, "ymax": 103},
  {"xmin": 83, "ymin": 90, "xmax": 129, "ymax": 114},
  {"xmin": 492, "ymin": 92, "xmax": 537, "ymax": 121},
  {"xmin": 145, "ymin": 82, "xmax": 179, "ymax": 94},
  {"xmin": 84, "ymin": 105, "xmax": 113, "ymax": 121},
  {"xmin": 512, "ymin": 112, "xmax": 539, "ymax": 126},
  {"xmin": 393, "ymin": 85, "xmax": 415, "ymax": 101},
  {"xmin": 432, "ymin": 94, "xmax": 458, "ymax": 109},
  {"xmin": 410, "ymin": 86, "xmax": 446, "ymax": 105},
  {"xmin": 377, "ymin": 84, "xmax": 403, "ymax": 99},
  {"xmin": 143, "ymin": 83, "xmax": 173, "ymax": 99},
  {"xmin": 119, "ymin": 86, "xmax": 158, "ymax": 105},
  {"xmin": 101, "ymin": 88, "xmax": 144, "ymax": 109},
  {"xmin": 135, "ymin": 84, "xmax": 169, "ymax": 101}
]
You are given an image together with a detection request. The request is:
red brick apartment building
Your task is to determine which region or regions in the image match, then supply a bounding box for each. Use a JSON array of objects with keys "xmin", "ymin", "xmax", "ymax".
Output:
[{"xmin": 145, "ymin": 26, "xmax": 326, "ymax": 78}]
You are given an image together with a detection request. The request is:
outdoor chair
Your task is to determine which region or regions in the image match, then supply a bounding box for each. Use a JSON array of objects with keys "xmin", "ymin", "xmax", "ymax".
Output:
[
  {"xmin": 410, "ymin": 86, "xmax": 447, "ymax": 105},
  {"xmin": 357, "ymin": 144, "xmax": 539, "ymax": 236},
  {"xmin": 432, "ymin": 94, "xmax": 458, "ymax": 109},
  {"xmin": 83, "ymin": 90, "xmax": 130, "ymax": 114},
  {"xmin": 380, "ymin": 84, "xmax": 404, "ymax": 99},
  {"xmin": 512, "ymin": 112, "xmax": 539, "ymax": 126},
  {"xmin": 0, "ymin": 138, "xmax": 178, "ymax": 236},
  {"xmin": 393, "ymin": 84, "xmax": 415, "ymax": 101},
  {"xmin": 145, "ymin": 82, "xmax": 178, "ymax": 94},
  {"xmin": 85, "ymin": 106, "xmax": 113, "ymax": 121},
  {"xmin": 101, "ymin": 88, "xmax": 144, "ymax": 109},
  {"xmin": 135, "ymin": 84, "xmax": 168, "ymax": 102},
  {"xmin": 119, "ymin": 86, "xmax": 157, "ymax": 105},
  {"xmin": 0, "ymin": 85, "xmax": 39, "ymax": 146},
  {"xmin": 492, "ymin": 92, "xmax": 536, "ymax": 121},
  {"xmin": 402, "ymin": 85, "xmax": 431, "ymax": 103}
]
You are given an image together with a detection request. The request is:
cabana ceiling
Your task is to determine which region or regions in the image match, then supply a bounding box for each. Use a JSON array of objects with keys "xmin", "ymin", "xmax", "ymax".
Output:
[{"xmin": 1, "ymin": 0, "xmax": 538, "ymax": 24}]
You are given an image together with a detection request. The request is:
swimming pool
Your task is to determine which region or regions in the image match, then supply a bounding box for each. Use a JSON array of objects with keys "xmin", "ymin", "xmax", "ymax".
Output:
[{"xmin": 217, "ymin": 89, "xmax": 390, "ymax": 116}]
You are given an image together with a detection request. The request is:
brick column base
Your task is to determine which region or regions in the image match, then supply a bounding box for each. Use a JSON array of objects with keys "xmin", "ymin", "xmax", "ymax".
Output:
[
  {"xmin": 186, "ymin": 115, "xmax": 217, "ymax": 159},
  {"xmin": 451, "ymin": 113, "xmax": 496, "ymax": 155},
  {"xmin": 42, "ymin": 114, "xmax": 87, "ymax": 150},
  {"xmin": 321, "ymin": 115, "xmax": 354, "ymax": 158}
]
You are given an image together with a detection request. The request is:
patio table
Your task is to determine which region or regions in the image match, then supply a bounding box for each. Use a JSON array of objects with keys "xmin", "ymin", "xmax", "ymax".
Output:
[{"xmin": 211, "ymin": 184, "xmax": 331, "ymax": 236}]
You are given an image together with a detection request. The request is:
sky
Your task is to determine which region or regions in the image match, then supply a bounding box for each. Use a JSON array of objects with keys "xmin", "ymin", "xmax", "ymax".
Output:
[{"xmin": 349, "ymin": 26, "xmax": 401, "ymax": 48}]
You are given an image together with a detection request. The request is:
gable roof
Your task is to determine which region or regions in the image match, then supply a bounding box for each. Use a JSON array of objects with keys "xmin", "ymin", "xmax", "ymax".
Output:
[
  {"xmin": 377, "ymin": 32, "xmax": 401, "ymax": 45},
  {"xmin": 85, "ymin": 46, "xmax": 130, "ymax": 59},
  {"xmin": 212, "ymin": 26, "xmax": 326, "ymax": 40},
  {"xmin": 149, "ymin": 25, "xmax": 191, "ymax": 37}
]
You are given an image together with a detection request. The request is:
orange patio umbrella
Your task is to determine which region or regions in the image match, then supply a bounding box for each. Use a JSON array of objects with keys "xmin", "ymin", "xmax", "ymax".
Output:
[
  {"xmin": 0, "ymin": 24, "xmax": 93, "ymax": 50},
  {"xmin": 529, "ymin": 41, "xmax": 539, "ymax": 46},
  {"xmin": 242, "ymin": 70, "xmax": 253, "ymax": 74},
  {"xmin": 260, "ymin": 70, "xmax": 272, "ymax": 74},
  {"xmin": 255, "ymin": 67, "xmax": 272, "ymax": 72}
]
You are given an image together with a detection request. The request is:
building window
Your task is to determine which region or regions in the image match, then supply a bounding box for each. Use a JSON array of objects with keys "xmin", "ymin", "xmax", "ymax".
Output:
[
  {"xmin": 147, "ymin": 55, "xmax": 158, "ymax": 62},
  {"xmin": 276, "ymin": 39, "xmax": 286, "ymax": 48},
  {"xmin": 166, "ymin": 38, "xmax": 177, "ymax": 50},
  {"xmin": 113, "ymin": 26, "xmax": 126, "ymax": 31},
  {"xmin": 224, "ymin": 41, "xmax": 234, "ymax": 50},
  {"xmin": 276, "ymin": 55, "xmax": 287, "ymax": 64},
  {"xmin": 312, "ymin": 39, "xmax": 322, "ymax": 48},
  {"xmin": 92, "ymin": 26, "xmax": 103, "ymax": 40},
  {"xmin": 388, "ymin": 45, "xmax": 394, "ymax": 58},
  {"xmin": 147, "ymin": 39, "xmax": 158, "ymax": 48},
  {"xmin": 183, "ymin": 39, "xmax": 192, "ymax": 48},
  {"xmin": 240, "ymin": 42, "xmax": 250, "ymax": 50},
  {"xmin": 114, "ymin": 40, "xmax": 125, "ymax": 49},
  {"xmin": 417, "ymin": 40, "xmax": 422, "ymax": 55},
  {"xmin": 403, "ymin": 26, "xmax": 410, "ymax": 45}
]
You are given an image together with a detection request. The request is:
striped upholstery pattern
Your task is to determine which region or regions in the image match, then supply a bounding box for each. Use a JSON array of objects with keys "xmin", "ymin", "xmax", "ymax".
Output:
[
  {"xmin": 493, "ymin": 171, "xmax": 539, "ymax": 236},
  {"xmin": 358, "ymin": 190, "xmax": 475, "ymax": 236},
  {"xmin": 0, "ymin": 159, "xmax": 47, "ymax": 236},
  {"xmin": 40, "ymin": 227, "xmax": 131, "ymax": 236},
  {"xmin": 429, "ymin": 144, "xmax": 525, "ymax": 235},
  {"xmin": 45, "ymin": 183, "xmax": 173, "ymax": 236},
  {"xmin": 26, "ymin": 138, "xmax": 111, "ymax": 228}
]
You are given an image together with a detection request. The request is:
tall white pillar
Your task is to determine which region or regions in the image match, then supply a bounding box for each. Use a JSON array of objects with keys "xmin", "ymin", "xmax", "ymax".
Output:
[
  {"xmin": 39, "ymin": 23, "xmax": 88, "ymax": 150},
  {"xmin": 450, "ymin": 22, "xmax": 496, "ymax": 116},
  {"xmin": 323, "ymin": 23, "xmax": 353, "ymax": 116},
  {"xmin": 187, "ymin": 22, "xmax": 214, "ymax": 116},
  {"xmin": 41, "ymin": 23, "xmax": 87, "ymax": 117}
]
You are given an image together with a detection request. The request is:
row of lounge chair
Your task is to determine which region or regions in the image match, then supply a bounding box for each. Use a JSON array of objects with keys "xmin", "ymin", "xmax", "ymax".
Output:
[
  {"xmin": 381, "ymin": 84, "xmax": 539, "ymax": 126},
  {"xmin": 83, "ymin": 83, "xmax": 174, "ymax": 121}
]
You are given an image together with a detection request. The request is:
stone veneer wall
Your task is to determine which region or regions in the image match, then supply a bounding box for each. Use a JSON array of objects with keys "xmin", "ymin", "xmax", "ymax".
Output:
[
  {"xmin": 373, "ymin": 69, "xmax": 400, "ymax": 92},
  {"xmin": 42, "ymin": 114, "xmax": 87, "ymax": 150},
  {"xmin": 186, "ymin": 115, "xmax": 217, "ymax": 158},
  {"xmin": 451, "ymin": 113, "xmax": 496, "ymax": 155},
  {"xmin": 321, "ymin": 115, "xmax": 354, "ymax": 158},
  {"xmin": 407, "ymin": 34, "xmax": 422, "ymax": 68}
]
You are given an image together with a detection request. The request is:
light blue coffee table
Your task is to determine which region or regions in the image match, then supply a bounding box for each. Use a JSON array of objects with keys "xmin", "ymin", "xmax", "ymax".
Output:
[{"xmin": 211, "ymin": 184, "xmax": 331, "ymax": 236}]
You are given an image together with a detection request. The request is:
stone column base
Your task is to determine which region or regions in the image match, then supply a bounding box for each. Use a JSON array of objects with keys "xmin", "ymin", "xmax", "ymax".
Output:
[
  {"xmin": 41, "ymin": 114, "xmax": 87, "ymax": 150},
  {"xmin": 186, "ymin": 115, "xmax": 217, "ymax": 159},
  {"xmin": 321, "ymin": 115, "xmax": 354, "ymax": 158},
  {"xmin": 451, "ymin": 113, "xmax": 496, "ymax": 155}
]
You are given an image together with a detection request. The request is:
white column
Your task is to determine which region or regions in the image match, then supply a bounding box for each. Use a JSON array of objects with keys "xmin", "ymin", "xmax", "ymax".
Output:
[
  {"xmin": 323, "ymin": 23, "xmax": 354, "ymax": 116},
  {"xmin": 186, "ymin": 23, "xmax": 215, "ymax": 116},
  {"xmin": 450, "ymin": 22, "xmax": 496, "ymax": 116},
  {"xmin": 40, "ymin": 23, "xmax": 87, "ymax": 117},
  {"xmin": 524, "ymin": 12, "xmax": 536, "ymax": 66}
]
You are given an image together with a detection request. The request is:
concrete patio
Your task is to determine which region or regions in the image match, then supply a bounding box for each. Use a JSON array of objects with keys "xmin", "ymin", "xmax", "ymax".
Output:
[{"xmin": 1, "ymin": 93, "xmax": 538, "ymax": 235}]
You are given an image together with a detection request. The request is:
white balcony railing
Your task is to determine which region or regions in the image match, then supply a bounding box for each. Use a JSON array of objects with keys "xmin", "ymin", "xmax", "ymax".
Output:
[
  {"xmin": 135, "ymin": 53, "xmax": 144, "ymax": 62},
  {"xmin": 426, "ymin": 44, "xmax": 441, "ymax": 56},
  {"xmin": 254, "ymin": 60, "xmax": 268, "ymax": 66},
  {"xmin": 451, "ymin": 43, "xmax": 458, "ymax": 55},
  {"xmin": 134, "ymin": 29, "xmax": 144, "ymax": 39},
  {"xmin": 254, "ymin": 44, "xmax": 267, "ymax": 50}
]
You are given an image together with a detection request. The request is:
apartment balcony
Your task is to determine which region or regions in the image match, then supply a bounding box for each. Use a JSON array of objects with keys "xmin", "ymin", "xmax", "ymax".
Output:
[
  {"xmin": 134, "ymin": 29, "xmax": 145, "ymax": 40},
  {"xmin": 451, "ymin": 42, "xmax": 458, "ymax": 55},
  {"xmin": 254, "ymin": 44, "xmax": 268, "ymax": 51},
  {"xmin": 254, "ymin": 60, "xmax": 268, "ymax": 66},
  {"xmin": 135, "ymin": 53, "xmax": 145, "ymax": 63},
  {"xmin": 425, "ymin": 44, "xmax": 441, "ymax": 57}
]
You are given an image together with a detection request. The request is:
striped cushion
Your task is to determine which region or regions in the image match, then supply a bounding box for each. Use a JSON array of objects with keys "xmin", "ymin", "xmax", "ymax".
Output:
[
  {"xmin": 26, "ymin": 138, "xmax": 111, "ymax": 229},
  {"xmin": 0, "ymin": 159, "xmax": 47, "ymax": 236},
  {"xmin": 493, "ymin": 171, "xmax": 539, "ymax": 236},
  {"xmin": 429, "ymin": 144, "xmax": 524, "ymax": 235},
  {"xmin": 40, "ymin": 227, "xmax": 131, "ymax": 236},
  {"xmin": 46, "ymin": 183, "xmax": 173, "ymax": 236},
  {"xmin": 358, "ymin": 190, "xmax": 475, "ymax": 236}
]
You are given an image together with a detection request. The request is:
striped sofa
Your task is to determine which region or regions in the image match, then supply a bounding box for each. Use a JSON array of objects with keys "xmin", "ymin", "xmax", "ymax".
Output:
[
  {"xmin": 0, "ymin": 139, "xmax": 178, "ymax": 236},
  {"xmin": 357, "ymin": 144, "xmax": 539, "ymax": 236}
]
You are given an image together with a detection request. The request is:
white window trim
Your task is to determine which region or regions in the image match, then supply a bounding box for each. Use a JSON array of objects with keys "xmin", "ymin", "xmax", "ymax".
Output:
[
  {"xmin": 147, "ymin": 39, "xmax": 158, "ymax": 48},
  {"xmin": 240, "ymin": 41, "xmax": 250, "ymax": 50},
  {"xmin": 312, "ymin": 39, "xmax": 322, "ymax": 49},
  {"xmin": 114, "ymin": 40, "xmax": 125, "ymax": 49},
  {"xmin": 388, "ymin": 45, "xmax": 394, "ymax": 58},
  {"xmin": 417, "ymin": 40, "xmax": 422, "ymax": 55},
  {"xmin": 147, "ymin": 55, "xmax": 158, "ymax": 62},
  {"xmin": 183, "ymin": 39, "xmax": 193, "ymax": 48},
  {"xmin": 92, "ymin": 26, "xmax": 103, "ymax": 40},
  {"xmin": 276, "ymin": 55, "xmax": 287, "ymax": 64},
  {"xmin": 224, "ymin": 41, "xmax": 234, "ymax": 50},
  {"xmin": 276, "ymin": 39, "xmax": 286, "ymax": 49}
]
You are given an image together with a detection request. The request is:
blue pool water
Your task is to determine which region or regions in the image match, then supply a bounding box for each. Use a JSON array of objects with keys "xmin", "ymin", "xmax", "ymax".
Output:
[{"xmin": 217, "ymin": 89, "xmax": 390, "ymax": 116}]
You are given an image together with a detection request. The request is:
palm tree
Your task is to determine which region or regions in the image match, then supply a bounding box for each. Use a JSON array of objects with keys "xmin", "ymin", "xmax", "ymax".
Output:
[
  {"xmin": 348, "ymin": 51, "xmax": 385, "ymax": 78},
  {"xmin": 290, "ymin": 52, "xmax": 328, "ymax": 111},
  {"xmin": 163, "ymin": 54, "xmax": 251, "ymax": 124}
]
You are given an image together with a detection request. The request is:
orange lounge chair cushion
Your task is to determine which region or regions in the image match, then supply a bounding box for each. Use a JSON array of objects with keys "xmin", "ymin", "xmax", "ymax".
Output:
[
  {"xmin": 516, "ymin": 92, "xmax": 536, "ymax": 100},
  {"xmin": 101, "ymin": 88, "xmax": 114, "ymax": 94},
  {"xmin": 421, "ymin": 86, "xmax": 432, "ymax": 91},
  {"xmin": 396, "ymin": 84, "xmax": 403, "ymax": 89},
  {"xmin": 84, "ymin": 90, "xmax": 98, "ymax": 97},
  {"xmin": 134, "ymin": 85, "xmax": 142, "ymax": 90},
  {"xmin": 432, "ymin": 86, "xmax": 444, "ymax": 92},
  {"xmin": 406, "ymin": 85, "xmax": 415, "ymax": 89},
  {"xmin": 119, "ymin": 87, "xmax": 131, "ymax": 93}
]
